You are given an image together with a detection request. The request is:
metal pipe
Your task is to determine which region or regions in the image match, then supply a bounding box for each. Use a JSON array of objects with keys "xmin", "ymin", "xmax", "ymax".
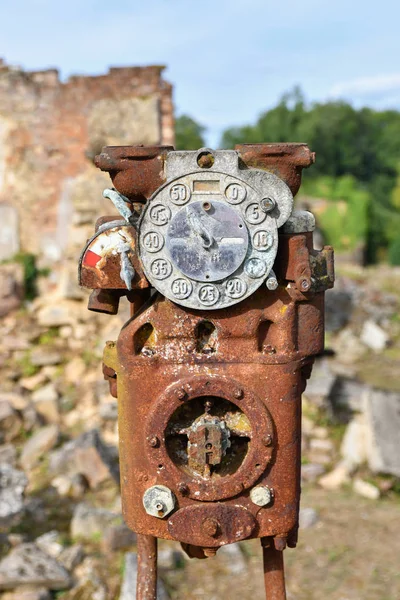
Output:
[
  {"xmin": 262, "ymin": 540, "xmax": 287, "ymax": 600},
  {"xmin": 136, "ymin": 534, "xmax": 157, "ymax": 600}
]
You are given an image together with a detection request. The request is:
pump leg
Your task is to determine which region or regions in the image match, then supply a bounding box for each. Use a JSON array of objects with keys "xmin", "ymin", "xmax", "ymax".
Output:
[
  {"xmin": 136, "ymin": 534, "xmax": 158, "ymax": 600},
  {"xmin": 262, "ymin": 539, "xmax": 287, "ymax": 600}
]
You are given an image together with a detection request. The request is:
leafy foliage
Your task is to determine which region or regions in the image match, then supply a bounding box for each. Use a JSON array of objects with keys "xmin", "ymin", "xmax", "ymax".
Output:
[
  {"xmin": 220, "ymin": 88, "xmax": 400, "ymax": 262},
  {"xmin": 175, "ymin": 115, "xmax": 205, "ymax": 150}
]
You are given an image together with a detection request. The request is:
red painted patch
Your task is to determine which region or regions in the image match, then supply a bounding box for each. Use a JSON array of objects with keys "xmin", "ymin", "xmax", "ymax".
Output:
[{"xmin": 83, "ymin": 249, "xmax": 102, "ymax": 267}]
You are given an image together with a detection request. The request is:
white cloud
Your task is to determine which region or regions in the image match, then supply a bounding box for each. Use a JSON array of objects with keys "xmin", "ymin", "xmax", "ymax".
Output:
[{"xmin": 329, "ymin": 74, "xmax": 400, "ymax": 98}]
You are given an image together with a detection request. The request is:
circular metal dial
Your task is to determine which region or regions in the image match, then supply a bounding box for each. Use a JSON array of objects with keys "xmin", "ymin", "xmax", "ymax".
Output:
[
  {"xmin": 138, "ymin": 171, "xmax": 280, "ymax": 310},
  {"xmin": 166, "ymin": 200, "xmax": 248, "ymax": 283}
]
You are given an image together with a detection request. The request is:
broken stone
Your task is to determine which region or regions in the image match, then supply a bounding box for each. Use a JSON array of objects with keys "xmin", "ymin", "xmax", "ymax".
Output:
[
  {"xmin": 366, "ymin": 388, "xmax": 400, "ymax": 477},
  {"xmin": 58, "ymin": 544, "xmax": 84, "ymax": 571},
  {"xmin": 0, "ymin": 264, "xmax": 24, "ymax": 318},
  {"xmin": 353, "ymin": 478, "xmax": 380, "ymax": 500},
  {"xmin": 330, "ymin": 377, "xmax": 368, "ymax": 414},
  {"xmin": 36, "ymin": 301, "xmax": 78, "ymax": 328},
  {"xmin": 299, "ymin": 507, "xmax": 319, "ymax": 529},
  {"xmin": 331, "ymin": 328, "xmax": 366, "ymax": 364},
  {"xmin": 119, "ymin": 552, "xmax": 168, "ymax": 600},
  {"xmin": 360, "ymin": 320, "xmax": 389, "ymax": 351},
  {"xmin": 99, "ymin": 400, "xmax": 118, "ymax": 421},
  {"xmin": 70, "ymin": 503, "xmax": 122, "ymax": 542},
  {"xmin": 30, "ymin": 347, "xmax": 62, "ymax": 367},
  {"xmin": 35, "ymin": 531, "xmax": 63, "ymax": 558},
  {"xmin": 318, "ymin": 461, "xmax": 352, "ymax": 490},
  {"xmin": 157, "ymin": 548, "xmax": 184, "ymax": 571},
  {"xmin": 325, "ymin": 289, "xmax": 353, "ymax": 332},
  {"xmin": 309, "ymin": 438, "xmax": 334, "ymax": 453},
  {"xmin": 0, "ymin": 392, "xmax": 28, "ymax": 410},
  {"xmin": 301, "ymin": 463, "xmax": 326, "ymax": 483},
  {"xmin": 0, "ymin": 543, "xmax": 70, "ymax": 590},
  {"xmin": 0, "ymin": 465, "xmax": 27, "ymax": 527},
  {"xmin": 0, "ymin": 401, "xmax": 22, "ymax": 442},
  {"xmin": 64, "ymin": 357, "xmax": 86, "ymax": 384},
  {"xmin": 31, "ymin": 384, "xmax": 59, "ymax": 423},
  {"xmin": 1, "ymin": 585, "xmax": 51, "ymax": 600},
  {"xmin": 20, "ymin": 425, "xmax": 60, "ymax": 470},
  {"xmin": 340, "ymin": 414, "xmax": 370, "ymax": 469},
  {"xmin": 51, "ymin": 473, "xmax": 88, "ymax": 499},
  {"xmin": 0, "ymin": 444, "xmax": 17, "ymax": 467},
  {"xmin": 218, "ymin": 543, "xmax": 247, "ymax": 574},
  {"xmin": 49, "ymin": 429, "xmax": 119, "ymax": 488},
  {"xmin": 304, "ymin": 359, "xmax": 337, "ymax": 408},
  {"xmin": 102, "ymin": 524, "xmax": 136, "ymax": 553},
  {"xmin": 0, "ymin": 205, "xmax": 19, "ymax": 262}
]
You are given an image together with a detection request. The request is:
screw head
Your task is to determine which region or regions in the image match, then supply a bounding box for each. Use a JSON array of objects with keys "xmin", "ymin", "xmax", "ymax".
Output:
[
  {"xmin": 202, "ymin": 517, "xmax": 220, "ymax": 537},
  {"xmin": 147, "ymin": 435, "xmax": 159, "ymax": 448},
  {"xmin": 234, "ymin": 388, "xmax": 244, "ymax": 399},
  {"xmin": 260, "ymin": 197, "xmax": 276, "ymax": 213},
  {"xmin": 300, "ymin": 279, "xmax": 310, "ymax": 291},
  {"xmin": 178, "ymin": 482, "xmax": 189, "ymax": 496},
  {"xmin": 266, "ymin": 277, "xmax": 278, "ymax": 291},
  {"xmin": 176, "ymin": 388, "xmax": 187, "ymax": 401},
  {"xmin": 263, "ymin": 344, "xmax": 276, "ymax": 354},
  {"xmin": 250, "ymin": 485, "xmax": 273, "ymax": 507},
  {"xmin": 263, "ymin": 434, "xmax": 273, "ymax": 447},
  {"xmin": 143, "ymin": 485, "xmax": 176, "ymax": 519}
]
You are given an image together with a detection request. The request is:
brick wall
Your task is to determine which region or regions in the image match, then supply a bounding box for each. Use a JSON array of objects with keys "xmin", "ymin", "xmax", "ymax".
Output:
[{"xmin": 0, "ymin": 60, "xmax": 174, "ymax": 262}]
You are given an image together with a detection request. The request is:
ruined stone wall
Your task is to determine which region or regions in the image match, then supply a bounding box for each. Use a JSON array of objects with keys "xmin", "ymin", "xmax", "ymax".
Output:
[{"xmin": 0, "ymin": 58, "xmax": 174, "ymax": 263}]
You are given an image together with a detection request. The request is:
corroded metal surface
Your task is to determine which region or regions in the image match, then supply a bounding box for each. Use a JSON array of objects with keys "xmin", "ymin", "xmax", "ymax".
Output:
[
  {"xmin": 95, "ymin": 145, "xmax": 173, "ymax": 202},
  {"xmin": 235, "ymin": 143, "xmax": 315, "ymax": 197},
  {"xmin": 136, "ymin": 535, "xmax": 157, "ymax": 600},
  {"xmin": 79, "ymin": 143, "xmax": 334, "ymax": 600}
]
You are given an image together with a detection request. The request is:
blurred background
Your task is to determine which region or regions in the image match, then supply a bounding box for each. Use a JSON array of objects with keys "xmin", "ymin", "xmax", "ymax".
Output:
[{"xmin": 0, "ymin": 1, "xmax": 400, "ymax": 599}]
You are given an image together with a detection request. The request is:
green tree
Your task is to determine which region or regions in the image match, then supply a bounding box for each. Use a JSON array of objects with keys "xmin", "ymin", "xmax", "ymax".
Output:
[
  {"xmin": 175, "ymin": 115, "xmax": 205, "ymax": 150},
  {"xmin": 220, "ymin": 88, "xmax": 400, "ymax": 262}
]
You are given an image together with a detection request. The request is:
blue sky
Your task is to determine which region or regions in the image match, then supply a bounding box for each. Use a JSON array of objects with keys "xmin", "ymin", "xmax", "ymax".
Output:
[{"xmin": 0, "ymin": 0, "xmax": 399, "ymax": 146}]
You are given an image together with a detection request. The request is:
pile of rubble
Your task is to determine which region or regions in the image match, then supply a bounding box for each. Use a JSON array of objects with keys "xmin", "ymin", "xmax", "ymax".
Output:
[
  {"xmin": 0, "ymin": 260, "xmax": 399, "ymax": 598},
  {"xmin": 302, "ymin": 266, "xmax": 400, "ymax": 499}
]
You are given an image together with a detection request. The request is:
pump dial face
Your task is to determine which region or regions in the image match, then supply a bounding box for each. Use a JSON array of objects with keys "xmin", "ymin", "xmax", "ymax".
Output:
[{"xmin": 138, "ymin": 171, "xmax": 279, "ymax": 310}]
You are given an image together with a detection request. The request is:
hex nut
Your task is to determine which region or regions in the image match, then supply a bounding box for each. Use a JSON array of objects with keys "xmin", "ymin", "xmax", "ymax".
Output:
[
  {"xmin": 143, "ymin": 485, "xmax": 176, "ymax": 519},
  {"xmin": 250, "ymin": 485, "xmax": 273, "ymax": 507}
]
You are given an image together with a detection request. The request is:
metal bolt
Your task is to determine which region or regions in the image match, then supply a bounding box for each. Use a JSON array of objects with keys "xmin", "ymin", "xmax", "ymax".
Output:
[
  {"xmin": 301, "ymin": 279, "xmax": 310, "ymax": 291},
  {"xmin": 147, "ymin": 435, "xmax": 159, "ymax": 448},
  {"xmin": 197, "ymin": 151, "xmax": 214, "ymax": 169},
  {"xmin": 234, "ymin": 388, "xmax": 244, "ymax": 399},
  {"xmin": 143, "ymin": 485, "xmax": 176, "ymax": 519},
  {"xmin": 202, "ymin": 517, "xmax": 220, "ymax": 537},
  {"xmin": 263, "ymin": 344, "xmax": 276, "ymax": 354},
  {"xmin": 178, "ymin": 482, "xmax": 189, "ymax": 496},
  {"xmin": 260, "ymin": 197, "xmax": 276, "ymax": 213},
  {"xmin": 176, "ymin": 388, "xmax": 187, "ymax": 401},
  {"xmin": 266, "ymin": 271, "xmax": 278, "ymax": 291},
  {"xmin": 250, "ymin": 485, "xmax": 273, "ymax": 507},
  {"xmin": 263, "ymin": 434, "xmax": 273, "ymax": 447}
]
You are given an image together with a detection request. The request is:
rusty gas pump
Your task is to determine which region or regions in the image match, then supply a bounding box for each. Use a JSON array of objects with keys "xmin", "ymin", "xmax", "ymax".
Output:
[{"xmin": 79, "ymin": 143, "xmax": 334, "ymax": 600}]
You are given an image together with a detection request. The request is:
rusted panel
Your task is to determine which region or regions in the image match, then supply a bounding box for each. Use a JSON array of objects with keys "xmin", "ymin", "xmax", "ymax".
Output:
[
  {"xmin": 168, "ymin": 503, "xmax": 256, "ymax": 547},
  {"xmin": 94, "ymin": 145, "xmax": 173, "ymax": 202},
  {"xmin": 235, "ymin": 143, "xmax": 315, "ymax": 196}
]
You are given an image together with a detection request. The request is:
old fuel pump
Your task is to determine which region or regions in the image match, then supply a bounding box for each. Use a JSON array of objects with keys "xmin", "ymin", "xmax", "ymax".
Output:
[{"xmin": 79, "ymin": 143, "xmax": 334, "ymax": 600}]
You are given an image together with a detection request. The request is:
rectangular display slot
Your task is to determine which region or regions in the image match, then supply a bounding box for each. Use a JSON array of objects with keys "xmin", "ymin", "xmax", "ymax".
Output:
[{"xmin": 193, "ymin": 180, "xmax": 220, "ymax": 193}]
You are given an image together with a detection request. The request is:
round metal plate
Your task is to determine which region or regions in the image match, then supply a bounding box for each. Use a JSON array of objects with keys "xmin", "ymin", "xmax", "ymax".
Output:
[
  {"xmin": 166, "ymin": 200, "xmax": 248, "ymax": 283},
  {"xmin": 145, "ymin": 376, "xmax": 274, "ymax": 502},
  {"xmin": 138, "ymin": 171, "xmax": 279, "ymax": 310}
]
